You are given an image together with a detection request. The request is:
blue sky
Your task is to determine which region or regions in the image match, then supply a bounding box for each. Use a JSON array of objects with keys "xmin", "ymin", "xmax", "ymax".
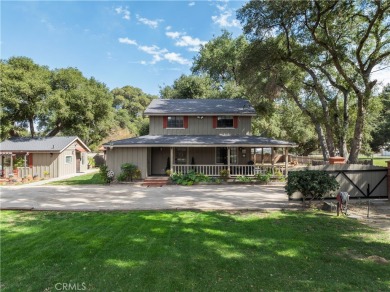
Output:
[{"xmin": 2, "ymin": 0, "xmax": 246, "ymax": 95}]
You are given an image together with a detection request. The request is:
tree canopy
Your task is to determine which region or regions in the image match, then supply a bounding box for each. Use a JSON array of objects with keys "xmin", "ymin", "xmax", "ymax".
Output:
[
  {"xmin": 238, "ymin": 0, "xmax": 390, "ymax": 162},
  {"xmin": 0, "ymin": 56, "xmax": 156, "ymax": 148}
]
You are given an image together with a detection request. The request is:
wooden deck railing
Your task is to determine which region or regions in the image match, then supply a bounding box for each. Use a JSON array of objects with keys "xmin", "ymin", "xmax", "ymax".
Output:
[{"xmin": 172, "ymin": 164, "xmax": 286, "ymax": 177}]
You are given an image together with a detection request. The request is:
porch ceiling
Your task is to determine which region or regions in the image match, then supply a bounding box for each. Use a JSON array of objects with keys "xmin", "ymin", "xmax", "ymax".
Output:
[{"xmin": 104, "ymin": 135, "xmax": 297, "ymax": 148}]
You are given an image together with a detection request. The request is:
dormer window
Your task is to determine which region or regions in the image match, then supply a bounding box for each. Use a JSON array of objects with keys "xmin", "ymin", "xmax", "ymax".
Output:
[{"xmin": 163, "ymin": 116, "xmax": 188, "ymax": 129}]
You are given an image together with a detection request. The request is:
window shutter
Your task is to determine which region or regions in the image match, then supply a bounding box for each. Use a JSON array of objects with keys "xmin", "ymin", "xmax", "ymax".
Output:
[
  {"xmin": 213, "ymin": 116, "xmax": 217, "ymax": 128},
  {"xmin": 233, "ymin": 116, "xmax": 238, "ymax": 128},
  {"xmin": 163, "ymin": 116, "xmax": 167, "ymax": 128},
  {"xmin": 183, "ymin": 116, "xmax": 188, "ymax": 128},
  {"xmin": 28, "ymin": 153, "xmax": 33, "ymax": 168}
]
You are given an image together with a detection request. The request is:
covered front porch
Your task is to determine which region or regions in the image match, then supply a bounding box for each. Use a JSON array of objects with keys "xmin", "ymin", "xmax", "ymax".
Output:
[
  {"xmin": 105, "ymin": 135, "xmax": 296, "ymax": 179},
  {"xmin": 150, "ymin": 146, "xmax": 291, "ymax": 177}
]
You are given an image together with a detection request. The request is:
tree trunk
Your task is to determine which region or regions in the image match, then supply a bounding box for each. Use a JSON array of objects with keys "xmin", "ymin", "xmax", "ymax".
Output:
[
  {"xmin": 28, "ymin": 117, "xmax": 35, "ymax": 138},
  {"xmin": 284, "ymin": 85, "xmax": 330, "ymax": 161},
  {"xmin": 340, "ymin": 91, "xmax": 349, "ymax": 158},
  {"xmin": 46, "ymin": 125, "xmax": 61, "ymax": 137},
  {"xmin": 349, "ymin": 98, "xmax": 366, "ymax": 163},
  {"xmin": 315, "ymin": 123, "xmax": 329, "ymax": 161}
]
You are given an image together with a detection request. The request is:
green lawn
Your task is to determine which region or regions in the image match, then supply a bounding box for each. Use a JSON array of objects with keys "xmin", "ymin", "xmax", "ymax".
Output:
[
  {"xmin": 1, "ymin": 211, "xmax": 389, "ymax": 291},
  {"xmin": 372, "ymin": 158, "xmax": 389, "ymax": 167},
  {"xmin": 48, "ymin": 171, "xmax": 103, "ymax": 185},
  {"xmin": 359, "ymin": 157, "xmax": 389, "ymax": 167}
]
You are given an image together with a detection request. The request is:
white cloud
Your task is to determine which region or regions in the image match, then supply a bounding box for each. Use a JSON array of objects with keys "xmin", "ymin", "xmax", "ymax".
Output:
[
  {"xmin": 164, "ymin": 52, "xmax": 191, "ymax": 65},
  {"xmin": 40, "ymin": 18, "xmax": 55, "ymax": 31},
  {"xmin": 119, "ymin": 38, "xmax": 190, "ymax": 66},
  {"xmin": 166, "ymin": 26, "xmax": 172, "ymax": 30},
  {"xmin": 118, "ymin": 37, "xmax": 138, "ymax": 45},
  {"xmin": 189, "ymin": 2, "xmax": 195, "ymax": 6},
  {"xmin": 216, "ymin": 4, "xmax": 226, "ymax": 11},
  {"xmin": 212, "ymin": 10, "xmax": 240, "ymax": 28},
  {"xmin": 166, "ymin": 31, "xmax": 182, "ymax": 39},
  {"xmin": 136, "ymin": 14, "xmax": 163, "ymax": 29},
  {"xmin": 166, "ymin": 32, "xmax": 206, "ymax": 52},
  {"xmin": 115, "ymin": 6, "xmax": 130, "ymax": 20},
  {"xmin": 175, "ymin": 35, "xmax": 206, "ymax": 48}
]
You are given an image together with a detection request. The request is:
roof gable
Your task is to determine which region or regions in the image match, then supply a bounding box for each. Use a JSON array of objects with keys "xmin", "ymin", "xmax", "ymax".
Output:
[
  {"xmin": 0, "ymin": 136, "xmax": 91, "ymax": 153},
  {"xmin": 144, "ymin": 99, "xmax": 256, "ymax": 116}
]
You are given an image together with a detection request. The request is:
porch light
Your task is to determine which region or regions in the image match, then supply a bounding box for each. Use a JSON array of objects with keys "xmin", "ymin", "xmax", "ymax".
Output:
[{"xmin": 197, "ymin": 116, "xmax": 203, "ymax": 119}]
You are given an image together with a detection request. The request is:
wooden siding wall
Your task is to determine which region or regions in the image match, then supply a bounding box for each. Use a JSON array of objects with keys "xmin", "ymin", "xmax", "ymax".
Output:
[
  {"xmin": 106, "ymin": 148, "xmax": 148, "ymax": 178},
  {"xmin": 31, "ymin": 153, "xmax": 59, "ymax": 178},
  {"xmin": 58, "ymin": 149, "xmax": 76, "ymax": 177},
  {"xmin": 149, "ymin": 116, "xmax": 252, "ymax": 136},
  {"xmin": 188, "ymin": 148, "xmax": 214, "ymax": 164}
]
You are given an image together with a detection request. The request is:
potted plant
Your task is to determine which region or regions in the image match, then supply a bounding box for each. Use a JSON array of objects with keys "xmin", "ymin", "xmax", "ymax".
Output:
[{"xmin": 43, "ymin": 170, "xmax": 50, "ymax": 179}]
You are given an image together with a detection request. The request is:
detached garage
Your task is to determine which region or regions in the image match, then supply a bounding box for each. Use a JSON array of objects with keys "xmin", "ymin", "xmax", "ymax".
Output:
[{"xmin": 0, "ymin": 136, "xmax": 90, "ymax": 179}]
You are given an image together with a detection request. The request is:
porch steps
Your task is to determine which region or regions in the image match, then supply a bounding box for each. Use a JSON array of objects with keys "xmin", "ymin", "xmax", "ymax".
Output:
[{"xmin": 142, "ymin": 176, "xmax": 170, "ymax": 187}]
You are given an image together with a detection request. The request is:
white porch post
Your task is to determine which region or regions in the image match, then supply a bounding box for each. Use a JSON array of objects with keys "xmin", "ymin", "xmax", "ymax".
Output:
[
  {"xmin": 285, "ymin": 148, "xmax": 289, "ymax": 176},
  {"xmin": 10, "ymin": 154, "xmax": 13, "ymax": 175},
  {"xmin": 271, "ymin": 147, "xmax": 275, "ymax": 175},
  {"xmin": 187, "ymin": 147, "xmax": 189, "ymax": 166},
  {"xmin": 261, "ymin": 147, "xmax": 264, "ymax": 164},
  {"xmin": 227, "ymin": 147, "xmax": 231, "ymax": 177},
  {"xmin": 170, "ymin": 147, "xmax": 174, "ymax": 174}
]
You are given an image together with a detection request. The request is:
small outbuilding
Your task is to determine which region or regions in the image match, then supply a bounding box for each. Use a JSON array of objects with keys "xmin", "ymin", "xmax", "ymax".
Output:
[{"xmin": 0, "ymin": 136, "xmax": 90, "ymax": 179}]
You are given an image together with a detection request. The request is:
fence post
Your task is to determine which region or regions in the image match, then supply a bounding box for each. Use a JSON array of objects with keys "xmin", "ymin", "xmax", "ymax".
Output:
[{"xmin": 387, "ymin": 161, "xmax": 390, "ymax": 200}]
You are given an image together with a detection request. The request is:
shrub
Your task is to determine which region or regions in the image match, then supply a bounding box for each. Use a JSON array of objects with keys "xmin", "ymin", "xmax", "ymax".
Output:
[
  {"xmin": 99, "ymin": 165, "xmax": 114, "ymax": 184},
  {"xmin": 256, "ymin": 173, "xmax": 271, "ymax": 184},
  {"xmin": 119, "ymin": 163, "xmax": 141, "ymax": 182},
  {"xmin": 219, "ymin": 169, "xmax": 230, "ymax": 181},
  {"xmin": 236, "ymin": 175, "xmax": 252, "ymax": 182},
  {"xmin": 88, "ymin": 157, "xmax": 96, "ymax": 168},
  {"xmin": 273, "ymin": 169, "xmax": 285, "ymax": 182},
  {"xmin": 171, "ymin": 171, "xmax": 212, "ymax": 186},
  {"xmin": 116, "ymin": 173, "xmax": 127, "ymax": 182},
  {"xmin": 285, "ymin": 170, "xmax": 339, "ymax": 200}
]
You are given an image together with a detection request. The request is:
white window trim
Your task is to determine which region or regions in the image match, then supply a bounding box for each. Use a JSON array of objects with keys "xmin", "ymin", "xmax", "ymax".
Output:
[
  {"xmin": 65, "ymin": 155, "xmax": 73, "ymax": 164},
  {"xmin": 166, "ymin": 128, "xmax": 186, "ymax": 130},
  {"xmin": 167, "ymin": 116, "xmax": 184, "ymax": 128}
]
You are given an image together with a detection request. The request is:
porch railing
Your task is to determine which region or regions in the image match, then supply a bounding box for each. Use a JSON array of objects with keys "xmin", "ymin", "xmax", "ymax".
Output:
[
  {"xmin": 17, "ymin": 167, "xmax": 33, "ymax": 178},
  {"xmin": 172, "ymin": 164, "xmax": 286, "ymax": 177}
]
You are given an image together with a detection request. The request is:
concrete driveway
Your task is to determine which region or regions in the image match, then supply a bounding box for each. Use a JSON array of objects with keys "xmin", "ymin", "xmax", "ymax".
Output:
[{"xmin": 0, "ymin": 184, "xmax": 300, "ymax": 211}]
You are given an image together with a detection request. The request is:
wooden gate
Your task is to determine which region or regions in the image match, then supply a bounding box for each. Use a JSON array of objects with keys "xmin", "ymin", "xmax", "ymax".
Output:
[{"xmin": 293, "ymin": 165, "xmax": 387, "ymax": 198}]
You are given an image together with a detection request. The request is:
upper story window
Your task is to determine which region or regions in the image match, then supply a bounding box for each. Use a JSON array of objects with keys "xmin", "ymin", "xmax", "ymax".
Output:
[
  {"xmin": 217, "ymin": 116, "xmax": 234, "ymax": 128},
  {"xmin": 167, "ymin": 116, "xmax": 184, "ymax": 128},
  {"xmin": 163, "ymin": 116, "xmax": 188, "ymax": 129}
]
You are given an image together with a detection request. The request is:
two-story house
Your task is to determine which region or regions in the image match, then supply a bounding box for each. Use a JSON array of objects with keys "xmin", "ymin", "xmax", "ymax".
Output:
[{"xmin": 104, "ymin": 99, "xmax": 296, "ymax": 179}]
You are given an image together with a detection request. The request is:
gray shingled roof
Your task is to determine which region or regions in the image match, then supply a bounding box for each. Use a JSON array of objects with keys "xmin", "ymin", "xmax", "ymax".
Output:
[
  {"xmin": 104, "ymin": 135, "xmax": 296, "ymax": 147},
  {"xmin": 0, "ymin": 136, "xmax": 90, "ymax": 153},
  {"xmin": 144, "ymin": 99, "xmax": 256, "ymax": 116}
]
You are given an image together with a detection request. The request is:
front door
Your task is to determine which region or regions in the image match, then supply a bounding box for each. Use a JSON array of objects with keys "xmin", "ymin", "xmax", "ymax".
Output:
[
  {"xmin": 76, "ymin": 152, "xmax": 81, "ymax": 172},
  {"xmin": 151, "ymin": 147, "xmax": 170, "ymax": 175}
]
